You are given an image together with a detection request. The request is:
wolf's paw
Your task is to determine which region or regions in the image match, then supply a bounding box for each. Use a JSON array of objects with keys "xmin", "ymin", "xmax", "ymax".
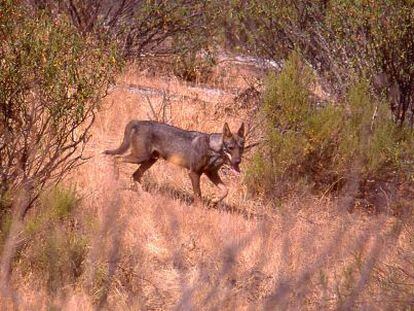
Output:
[{"xmin": 210, "ymin": 197, "xmax": 223, "ymax": 205}]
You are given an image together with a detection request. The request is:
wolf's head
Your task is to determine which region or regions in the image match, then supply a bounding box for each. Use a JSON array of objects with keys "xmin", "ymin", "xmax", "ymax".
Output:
[{"xmin": 222, "ymin": 122, "xmax": 245, "ymax": 173}]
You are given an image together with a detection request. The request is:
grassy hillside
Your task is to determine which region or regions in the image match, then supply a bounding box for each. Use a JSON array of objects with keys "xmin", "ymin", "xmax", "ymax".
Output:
[
  {"xmin": 2, "ymin": 1, "xmax": 414, "ymax": 309},
  {"xmin": 2, "ymin": 59, "xmax": 413, "ymax": 310}
]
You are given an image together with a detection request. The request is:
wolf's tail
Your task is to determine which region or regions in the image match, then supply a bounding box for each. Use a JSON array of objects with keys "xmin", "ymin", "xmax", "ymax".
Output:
[{"xmin": 103, "ymin": 121, "xmax": 137, "ymax": 155}]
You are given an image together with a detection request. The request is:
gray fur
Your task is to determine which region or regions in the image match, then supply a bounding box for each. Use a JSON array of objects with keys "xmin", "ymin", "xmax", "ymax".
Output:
[
  {"xmin": 104, "ymin": 120, "xmax": 245, "ymax": 203},
  {"xmin": 208, "ymin": 134, "xmax": 223, "ymax": 152}
]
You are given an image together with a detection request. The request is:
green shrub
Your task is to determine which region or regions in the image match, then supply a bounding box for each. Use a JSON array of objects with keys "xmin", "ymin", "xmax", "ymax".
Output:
[
  {"xmin": 339, "ymin": 80, "xmax": 414, "ymax": 180},
  {"xmin": 245, "ymin": 152, "xmax": 273, "ymax": 195},
  {"xmin": 22, "ymin": 186, "xmax": 88, "ymax": 294},
  {"xmin": 0, "ymin": 1, "xmax": 122, "ymax": 219},
  {"xmin": 262, "ymin": 52, "xmax": 313, "ymax": 130},
  {"xmin": 335, "ymin": 79, "xmax": 373, "ymax": 179},
  {"xmin": 42, "ymin": 186, "xmax": 78, "ymax": 221},
  {"xmin": 37, "ymin": 229, "xmax": 88, "ymax": 293},
  {"xmin": 246, "ymin": 52, "xmax": 342, "ymax": 196},
  {"xmin": 246, "ymin": 52, "xmax": 414, "ymax": 204},
  {"xmin": 232, "ymin": 0, "xmax": 414, "ymax": 125}
]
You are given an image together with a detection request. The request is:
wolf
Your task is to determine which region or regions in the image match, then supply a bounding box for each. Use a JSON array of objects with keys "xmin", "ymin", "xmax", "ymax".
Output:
[{"xmin": 103, "ymin": 120, "xmax": 245, "ymax": 203}]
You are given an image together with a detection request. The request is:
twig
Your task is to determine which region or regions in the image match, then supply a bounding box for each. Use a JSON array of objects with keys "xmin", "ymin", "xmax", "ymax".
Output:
[{"xmin": 371, "ymin": 105, "xmax": 378, "ymax": 131}]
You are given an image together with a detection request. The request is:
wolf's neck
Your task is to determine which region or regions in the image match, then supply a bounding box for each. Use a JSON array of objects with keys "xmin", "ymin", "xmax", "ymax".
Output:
[{"xmin": 208, "ymin": 133, "xmax": 223, "ymax": 152}]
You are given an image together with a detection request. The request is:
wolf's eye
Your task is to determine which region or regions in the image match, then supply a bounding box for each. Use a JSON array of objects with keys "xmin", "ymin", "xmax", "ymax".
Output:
[{"xmin": 227, "ymin": 145, "xmax": 235, "ymax": 150}]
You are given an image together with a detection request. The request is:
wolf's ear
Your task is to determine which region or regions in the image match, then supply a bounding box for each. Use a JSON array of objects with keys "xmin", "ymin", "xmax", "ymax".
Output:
[
  {"xmin": 237, "ymin": 122, "xmax": 245, "ymax": 137},
  {"xmin": 223, "ymin": 122, "xmax": 232, "ymax": 138}
]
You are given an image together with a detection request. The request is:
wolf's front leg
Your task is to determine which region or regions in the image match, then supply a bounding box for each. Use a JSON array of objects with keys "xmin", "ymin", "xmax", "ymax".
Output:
[
  {"xmin": 189, "ymin": 171, "xmax": 202, "ymax": 204},
  {"xmin": 205, "ymin": 170, "xmax": 228, "ymax": 204}
]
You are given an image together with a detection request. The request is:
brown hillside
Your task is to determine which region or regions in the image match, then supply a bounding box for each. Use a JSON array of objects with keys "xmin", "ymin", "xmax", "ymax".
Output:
[{"xmin": 7, "ymin": 62, "xmax": 412, "ymax": 310}]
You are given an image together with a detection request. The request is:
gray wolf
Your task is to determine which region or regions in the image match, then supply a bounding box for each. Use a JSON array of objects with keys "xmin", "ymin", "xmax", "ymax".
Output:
[{"xmin": 104, "ymin": 120, "xmax": 245, "ymax": 203}]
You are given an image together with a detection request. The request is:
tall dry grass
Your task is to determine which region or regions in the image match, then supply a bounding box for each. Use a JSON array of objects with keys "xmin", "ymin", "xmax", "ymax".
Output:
[{"xmin": 1, "ymin": 61, "xmax": 413, "ymax": 310}]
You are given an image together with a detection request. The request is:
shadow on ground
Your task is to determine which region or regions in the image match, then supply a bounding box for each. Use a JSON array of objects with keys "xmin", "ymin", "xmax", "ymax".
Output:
[{"xmin": 140, "ymin": 179, "xmax": 257, "ymax": 219}]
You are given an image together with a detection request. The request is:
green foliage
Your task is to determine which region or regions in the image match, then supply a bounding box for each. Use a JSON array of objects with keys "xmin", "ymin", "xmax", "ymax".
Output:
[
  {"xmin": 339, "ymin": 80, "xmax": 414, "ymax": 179},
  {"xmin": 246, "ymin": 53, "xmax": 341, "ymax": 195},
  {"xmin": 38, "ymin": 229, "xmax": 88, "ymax": 293},
  {"xmin": 0, "ymin": 1, "xmax": 122, "ymax": 217},
  {"xmin": 41, "ymin": 186, "xmax": 78, "ymax": 221},
  {"xmin": 246, "ymin": 52, "xmax": 414, "ymax": 200},
  {"xmin": 326, "ymin": 0, "xmax": 414, "ymax": 101},
  {"xmin": 263, "ymin": 52, "xmax": 313, "ymax": 129},
  {"xmin": 0, "ymin": 4, "xmax": 119, "ymax": 122},
  {"xmin": 337, "ymin": 80, "xmax": 374, "ymax": 170},
  {"xmin": 230, "ymin": 0, "xmax": 414, "ymax": 124},
  {"xmin": 0, "ymin": 212, "xmax": 12, "ymax": 250},
  {"xmin": 32, "ymin": 0, "xmax": 224, "ymax": 63},
  {"xmin": 245, "ymin": 152, "xmax": 273, "ymax": 195},
  {"xmin": 21, "ymin": 186, "xmax": 88, "ymax": 294},
  {"xmin": 25, "ymin": 186, "xmax": 79, "ymax": 235}
]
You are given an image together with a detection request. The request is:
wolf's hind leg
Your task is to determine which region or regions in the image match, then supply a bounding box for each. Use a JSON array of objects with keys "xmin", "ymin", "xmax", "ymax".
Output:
[
  {"xmin": 132, "ymin": 158, "xmax": 157, "ymax": 182},
  {"xmin": 205, "ymin": 170, "xmax": 228, "ymax": 204}
]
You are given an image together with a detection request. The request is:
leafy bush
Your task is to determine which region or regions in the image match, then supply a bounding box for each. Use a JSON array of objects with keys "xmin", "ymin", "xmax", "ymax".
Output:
[
  {"xmin": 339, "ymin": 80, "xmax": 414, "ymax": 181},
  {"xmin": 246, "ymin": 52, "xmax": 414, "ymax": 207},
  {"xmin": 29, "ymin": 0, "xmax": 222, "ymax": 62},
  {"xmin": 246, "ymin": 52, "xmax": 342, "ymax": 196},
  {"xmin": 0, "ymin": 1, "xmax": 122, "ymax": 218},
  {"xmin": 231, "ymin": 0, "xmax": 414, "ymax": 125}
]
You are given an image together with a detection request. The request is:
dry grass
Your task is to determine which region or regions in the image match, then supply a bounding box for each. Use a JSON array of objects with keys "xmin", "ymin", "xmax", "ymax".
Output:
[{"xmin": 2, "ymin": 62, "xmax": 413, "ymax": 310}]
